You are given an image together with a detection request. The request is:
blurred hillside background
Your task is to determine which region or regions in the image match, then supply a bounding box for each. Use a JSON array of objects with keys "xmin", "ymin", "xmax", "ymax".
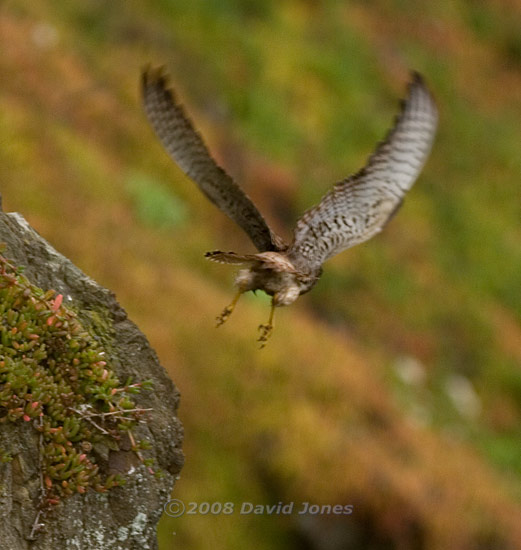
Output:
[{"xmin": 1, "ymin": 1, "xmax": 521, "ymax": 549}]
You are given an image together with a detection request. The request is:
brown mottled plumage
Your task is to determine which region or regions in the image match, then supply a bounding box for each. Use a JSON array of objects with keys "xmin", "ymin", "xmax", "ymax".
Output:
[{"xmin": 142, "ymin": 67, "xmax": 438, "ymax": 346}]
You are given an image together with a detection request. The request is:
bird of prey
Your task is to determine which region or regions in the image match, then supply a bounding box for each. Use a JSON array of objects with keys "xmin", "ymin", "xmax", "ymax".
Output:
[{"xmin": 142, "ymin": 67, "xmax": 438, "ymax": 346}]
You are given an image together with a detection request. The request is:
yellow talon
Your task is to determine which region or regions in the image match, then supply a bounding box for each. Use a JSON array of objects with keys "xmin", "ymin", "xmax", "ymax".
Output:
[
  {"xmin": 216, "ymin": 290, "xmax": 242, "ymax": 327},
  {"xmin": 257, "ymin": 301, "xmax": 276, "ymax": 348}
]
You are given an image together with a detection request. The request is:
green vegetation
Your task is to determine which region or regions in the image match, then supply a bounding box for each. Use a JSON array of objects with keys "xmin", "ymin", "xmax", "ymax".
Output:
[
  {"xmin": 0, "ymin": 248, "xmax": 155, "ymax": 507},
  {"xmin": 1, "ymin": 1, "xmax": 521, "ymax": 549},
  {"xmin": 126, "ymin": 172, "xmax": 188, "ymax": 229}
]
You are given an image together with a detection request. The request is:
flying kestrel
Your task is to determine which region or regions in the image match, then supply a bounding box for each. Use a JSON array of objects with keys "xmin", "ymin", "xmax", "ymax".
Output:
[{"xmin": 142, "ymin": 67, "xmax": 438, "ymax": 346}]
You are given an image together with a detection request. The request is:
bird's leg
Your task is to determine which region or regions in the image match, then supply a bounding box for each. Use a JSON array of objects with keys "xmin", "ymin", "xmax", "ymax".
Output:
[
  {"xmin": 257, "ymin": 300, "xmax": 276, "ymax": 348},
  {"xmin": 216, "ymin": 290, "xmax": 242, "ymax": 327}
]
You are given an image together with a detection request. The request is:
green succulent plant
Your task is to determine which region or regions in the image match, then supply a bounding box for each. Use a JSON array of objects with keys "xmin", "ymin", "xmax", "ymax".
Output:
[{"xmin": 0, "ymin": 246, "xmax": 156, "ymax": 509}]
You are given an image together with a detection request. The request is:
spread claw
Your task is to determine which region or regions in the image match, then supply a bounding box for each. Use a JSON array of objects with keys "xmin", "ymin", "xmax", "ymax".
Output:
[
  {"xmin": 257, "ymin": 301, "xmax": 276, "ymax": 348},
  {"xmin": 216, "ymin": 305, "xmax": 233, "ymax": 326},
  {"xmin": 257, "ymin": 323, "xmax": 274, "ymax": 348},
  {"xmin": 216, "ymin": 291, "xmax": 242, "ymax": 327}
]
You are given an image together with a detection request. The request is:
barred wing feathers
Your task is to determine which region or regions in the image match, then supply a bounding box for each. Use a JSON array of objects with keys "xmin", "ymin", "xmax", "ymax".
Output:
[
  {"xmin": 142, "ymin": 66, "xmax": 283, "ymax": 252},
  {"xmin": 288, "ymin": 73, "xmax": 438, "ymax": 274}
]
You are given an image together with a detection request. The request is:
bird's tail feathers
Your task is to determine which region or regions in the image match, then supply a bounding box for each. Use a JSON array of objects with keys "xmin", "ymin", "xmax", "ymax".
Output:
[{"xmin": 204, "ymin": 251, "xmax": 258, "ymax": 265}]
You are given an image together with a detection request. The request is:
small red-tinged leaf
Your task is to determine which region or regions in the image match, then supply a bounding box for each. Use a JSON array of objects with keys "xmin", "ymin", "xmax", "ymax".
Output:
[
  {"xmin": 77, "ymin": 486, "xmax": 86, "ymax": 494},
  {"xmin": 31, "ymin": 401, "xmax": 39, "ymax": 409},
  {"xmin": 46, "ymin": 315, "xmax": 55, "ymax": 326},
  {"xmin": 44, "ymin": 476, "xmax": 53, "ymax": 489},
  {"xmin": 23, "ymin": 415, "xmax": 31, "ymax": 422},
  {"xmin": 111, "ymin": 388, "xmax": 118, "ymax": 396},
  {"xmin": 78, "ymin": 454, "xmax": 87, "ymax": 463},
  {"xmin": 51, "ymin": 294, "xmax": 63, "ymax": 311}
]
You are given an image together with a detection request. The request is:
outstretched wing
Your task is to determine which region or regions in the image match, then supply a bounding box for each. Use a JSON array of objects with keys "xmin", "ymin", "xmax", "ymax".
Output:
[
  {"xmin": 288, "ymin": 72, "xmax": 438, "ymax": 274},
  {"xmin": 142, "ymin": 66, "xmax": 284, "ymax": 252}
]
